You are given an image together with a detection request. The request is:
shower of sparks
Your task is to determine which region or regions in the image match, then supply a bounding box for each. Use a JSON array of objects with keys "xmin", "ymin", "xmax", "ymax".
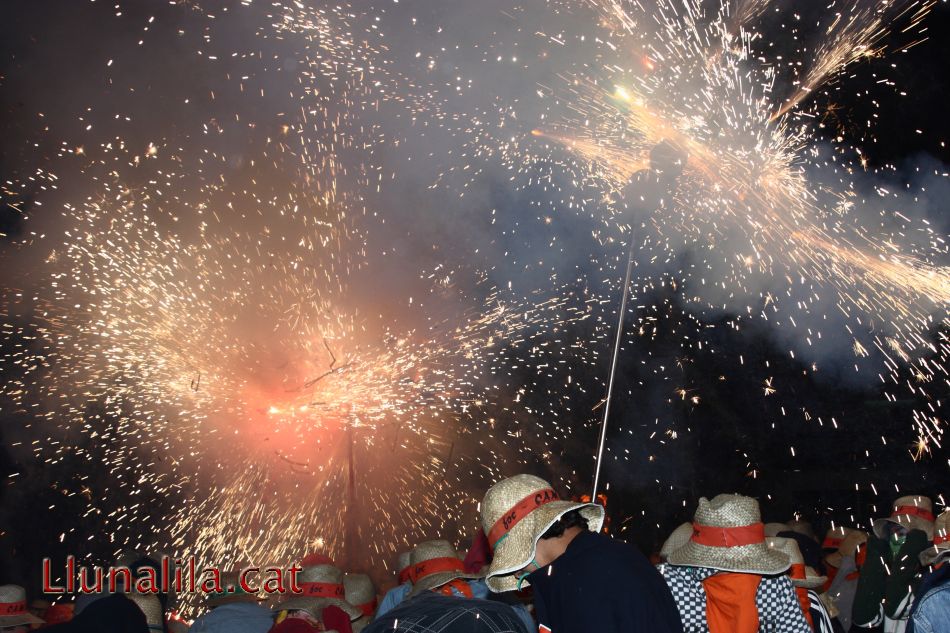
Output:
[{"xmin": 1, "ymin": 0, "xmax": 948, "ymax": 607}]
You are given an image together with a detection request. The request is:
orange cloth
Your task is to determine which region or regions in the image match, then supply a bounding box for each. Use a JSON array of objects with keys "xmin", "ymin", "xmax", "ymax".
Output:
[
  {"xmin": 788, "ymin": 564, "xmax": 815, "ymax": 629},
  {"xmin": 702, "ymin": 573, "xmax": 762, "ymax": 633},
  {"xmin": 823, "ymin": 563, "xmax": 838, "ymax": 592},
  {"xmin": 436, "ymin": 579, "xmax": 474, "ymax": 598}
]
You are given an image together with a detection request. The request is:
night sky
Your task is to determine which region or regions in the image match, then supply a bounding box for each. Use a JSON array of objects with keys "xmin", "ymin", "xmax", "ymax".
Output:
[{"xmin": 1, "ymin": 0, "xmax": 948, "ymax": 603}]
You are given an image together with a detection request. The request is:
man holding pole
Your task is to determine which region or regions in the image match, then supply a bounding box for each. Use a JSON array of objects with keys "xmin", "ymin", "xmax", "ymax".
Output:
[{"xmin": 479, "ymin": 474, "xmax": 683, "ymax": 632}]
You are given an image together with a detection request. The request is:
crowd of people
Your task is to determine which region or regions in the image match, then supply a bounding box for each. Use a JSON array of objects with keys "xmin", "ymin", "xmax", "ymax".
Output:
[{"xmin": 2, "ymin": 475, "xmax": 947, "ymax": 633}]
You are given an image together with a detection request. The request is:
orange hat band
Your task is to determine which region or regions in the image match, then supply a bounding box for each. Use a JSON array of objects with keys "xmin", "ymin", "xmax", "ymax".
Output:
[
  {"xmin": 933, "ymin": 534, "xmax": 948, "ymax": 546},
  {"xmin": 398, "ymin": 566, "xmax": 413, "ymax": 584},
  {"xmin": 892, "ymin": 505, "xmax": 935, "ymax": 522},
  {"xmin": 488, "ymin": 488, "xmax": 560, "ymax": 548},
  {"xmin": 356, "ymin": 599, "xmax": 377, "ymax": 617},
  {"xmin": 410, "ymin": 557, "xmax": 465, "ymax": 583},
  {"xmin": 0, "ymin": 600, "xmax": 27, "ymax": 616},
  {"xmin": 299, "ymin": 582, "xmax": 345, "ymax": 599},
  {"xmin": 691, "ymin": 522, "xmax": 765, "ymax": 547},
  {"xmin": 822, "ymin": 537, "xmax": 843, "ymax": 549}
]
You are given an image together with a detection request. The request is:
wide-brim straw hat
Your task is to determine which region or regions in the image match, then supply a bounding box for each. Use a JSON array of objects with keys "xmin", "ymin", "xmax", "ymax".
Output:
[
  {"xmin": 0, "ymin": 585, "xmax": 45, "ymax": 627},
  {"xmin": 481, "ymin": 474, "xmax": 605, "ymax": 592},
  {"xmin": 919, "ymin": 509, "xmax": 949, "ymax": 565},
  {"xmin": 279, "ymin": 564, "xmax": 361, "ymax": 621},
  {"xmin": 873, "ymin": 495, "xmax": 935, "ymax": 540},
  {"xmin": 126, "ymin": 592, "xmax": 164, "ymax": 632},
  {"xmin": 786, "ymin": 520, "xmax": 818, "ymax": 542},
  {"xmin": 767, "ymin": 537, "xmax": 827, "ymax": 589},
  {"xmin": 206, "ymin": 571, "xmax": 267, "ymax": 607},
  {"xmin": 765, "ymin": 523, "xmax": 791, "ymax": 537},
  {"xmin": 823, "ymin": 526, "xmax": 867, "ymax": 569},
  {"xmin": 667, "ymin": 494, "xmax": 790, "ymax": 575},
  {"xmin": 344, "ymin": 573, "xmax": 377, "ymax": 619},
  {"xmin": 407, "ymin": 540, "xmax": 483, "ymax": 597},
  {"xmin": 660, "ymin": 522, "xmax": 694, "ymax": 560}
]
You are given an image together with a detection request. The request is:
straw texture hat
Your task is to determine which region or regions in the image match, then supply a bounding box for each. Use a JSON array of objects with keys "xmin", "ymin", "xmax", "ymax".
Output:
[
  {"xmin": 407, "ymin": 540, "xmax": 482, "ymax": 597},
  {"xmin": 397, "ymin": 550, "xmax": 413, "ymax": 584},
  {"xmin": 765, "ymin": 523, "xmax": 791, "ymax": 537},
  {"xmin": 919, "ymin": 509, "xmax": 949, "ymax": 566},
  {"xmin": 667, "ymin": 494, "xmax": 790, "ymax": 575},
  {"xmin": 822, "ymin": 526, "xmax": 863, "ymax": 550},
  {"xmin": 660, "ymin": 522, "xmax": 694, "ymax": 560},
  {"xmin": 344, "ymin": 573, "xmax": 377, "ymax": 619},
  {"xmin": 873, "ymin": 495, "xmax": 935, "ymax": 540},
  {"xmin": 767, "ymin": 537, "xmax": 827, "ymax": 589},
  {"xmin": 279, "ymin": 564, "xmax": 361, "ymax": 620},
  {"xmin": 126, "ymin": 592, "xmax": 164, "ymax": 632},
  {"xmin": 480, "ymin": 474, "xmax": 605, "ymax": 592},
  {"xmin": 786, "ymin": 520, "xmax": 818, "ymax": 542},
  {"xmin": 0, "ymin": 585, "xmax": 45, "ymax": 627}
]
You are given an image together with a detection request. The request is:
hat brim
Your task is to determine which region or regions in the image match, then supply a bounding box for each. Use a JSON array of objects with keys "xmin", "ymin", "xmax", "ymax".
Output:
[
  {"xmin": 206, "ymin": 593, "xmax": 266, "ymax": 608},
  {"xmin": 872, "ymin": 516, "xmax": 934, "ymax": 541},
  {"xmin": 919, "ymin": 543, "xmax": 950, "ymax": 566},
  {"xmin": 408, "ymin": 570, "xmax": 484, "ymax": 597},
  {"xmin": 0, "ymin": 613, "xmax": 45, "ymax": 627},
  {"xmin": 791, "ymin": 575, "xmax": 828, "ymax": 590},
  {"xmin": 667, "ymin": 540, "xmax": 790, "ymax": 575},
  {"xmin": 279, "ymin": 596, "xmax": 362, "ymax": 621},
  {"xmin": 485, "ymin": 501, "xmax": 605, "ymax": 592}
]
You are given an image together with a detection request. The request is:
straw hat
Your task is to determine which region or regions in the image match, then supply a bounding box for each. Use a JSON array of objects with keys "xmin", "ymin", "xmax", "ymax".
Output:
[
  {"xmin": 822, "ymin": 526, "xmax": 863, "ymax": 550},
  {"xmin": 279, "ymin": 564, "xmax": 361, "ymax": 621},
  {"xmin": 0, "ymin": 585, "xmax": 45, "ymax": 627},
  {"xmin": 206, "ymin": 571, "xmax": 266, "ymax": 608},
  {"xmin": 660, "ymin": 522, "xmax": 694, "ymax": 560},
  {"xmin": 397, "ymin": 550, "xmax": 413, "ymax": 585},
  {"xmin": 765, "ymin": 523, "xmax": 791, "ymax": 537},
  {"xmin": 407, "ymin": 540, "xmax": 483, "ymax": 597},
  {"xmin": 126, "ymin": 592, "xmax": 164, "ymax": 632},
  {"xmin": 823, "ymin": 526, "xmax": 867, "ymax": 569},
  {"xmin": 344, "ymin": 573, "xmax": 376, "ymax": 632},
  {"xmin": 767, "ymin": 537, "xmax": 827, "ymax": 589},
  {"xmin": 919, "ymin": 509, "xmax": 949, "ymax": 566},
  {"xmin": 667, "ymin": 494, "xmax": 790, "ymax": 575},
  {"xmin": 344, "ymin": 573, "xmax": 377, "ymax": 618},
  {"xmin": 480, "ymin": 474, "xmax": 604, "ymax": 592},
  {"xmin": 872, "ymin": 495, "xmax": 935, "ymax": 540},
  {"xmin": 786, "ymin": 520, "xmax": 818, "ymax": 542}
]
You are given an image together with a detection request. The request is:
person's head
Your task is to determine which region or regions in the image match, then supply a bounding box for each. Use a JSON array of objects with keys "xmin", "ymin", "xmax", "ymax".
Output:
[
  {"xmin": 517, "ymin": 510, "xmax": 590, "ymax": 573},
  {"xmin": 406, "ymin": 540, "xmax": 480, "ymax": 598},
  {"xmin": 0, "ymin": 586, "xmax": 44, "ymax": 631},
  {"xmin": 479, "ymin": 474, "xmax": 604, "ymax": 592},
  {"xmin": 872, "ymin": 495, "xmax": 935, "ymax": 542},
  {"xmin": 343, "ymin": 573, "xmax": 376, "ymax": 622}
]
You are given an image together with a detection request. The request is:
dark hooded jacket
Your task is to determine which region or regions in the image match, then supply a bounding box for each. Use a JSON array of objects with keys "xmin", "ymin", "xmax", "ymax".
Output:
[{"xmin": 526, "ymin": 529, "xmax": 684, "ymax": 633}]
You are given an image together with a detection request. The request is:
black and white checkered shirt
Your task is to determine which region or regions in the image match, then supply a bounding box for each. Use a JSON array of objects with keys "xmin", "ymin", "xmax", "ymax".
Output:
[{"xmin": 658, "ymin": 564, "xmax": 812, "ymax": 633}]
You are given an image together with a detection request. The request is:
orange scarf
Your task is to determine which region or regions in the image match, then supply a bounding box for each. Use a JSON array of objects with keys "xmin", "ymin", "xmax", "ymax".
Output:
[
  {"xmin": 436, "ymin": 579, "xmax": 473, "ymax": 598},
  {"xmin": 702, "ymin": 573, "xmax": 762, "ymax": 633}
]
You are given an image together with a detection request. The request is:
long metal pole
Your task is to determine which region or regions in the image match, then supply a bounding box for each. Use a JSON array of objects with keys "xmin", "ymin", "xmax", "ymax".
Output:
[{"xmin": 591, "ymin": 230, "xmax": 637, "ymax": 499}]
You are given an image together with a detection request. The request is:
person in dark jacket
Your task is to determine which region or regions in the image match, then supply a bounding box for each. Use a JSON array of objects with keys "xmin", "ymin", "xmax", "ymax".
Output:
[
  {"xmin": 480, "ymin": 473, "xmax": 683, "ymax": 633},
  {"xmin": 39, "ymin": 593, "xmax": 149, "ymax": 633}
]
